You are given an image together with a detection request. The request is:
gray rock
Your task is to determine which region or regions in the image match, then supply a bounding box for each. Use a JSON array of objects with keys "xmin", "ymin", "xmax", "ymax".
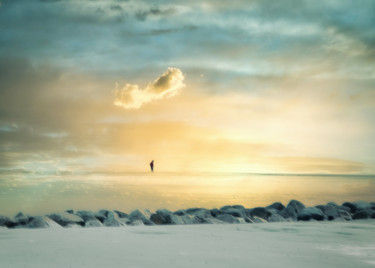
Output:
[
  {"xmin": 220, "ymin": 206, "xmax": 247, "ymax": 219},
  {"xmin": 268, "ymin": 214, "xmax": 287, "ymax": 222},
  {"xmin": 253, "ymin": 216, "xmax": 267, "ymax": 223},
  {"xmin": 151, "ymin": 209, "xmax": 185, "ymax": 225},
  {"xmin": 143, "ymin": 209, "xmax": 152, "ymax": 218},
  {"xmin": 14, "ymin": 212, "xmax": 30, "ymax": 226},
  {"xmin": 338, "ymin": 210, "xmax": 352, "ymax": 221},
  {"xmin": 232, "ymin": 205, "xmax": 248, "ymax": 216},
  {"xmin": 187, "ymin": 208, "xmax": 212, "ymax": 218},
  {"xmin": 0, "ymin": 215, "xmax": 15, "ymax": 228},
  {"xmin": 298, "ymin": 207, "xmax": 324, "ymax": 221},
  {"xmin": 128, "ymin": 210, "xmax": 155, "ymax": 226},
  {"xmin": 320, "ymin": 202, "xmax": 340, "ymax": 220},
  {"xmin": 266, "ymin": 202, "xmax": 285, "ymax": 211},
  {"xmin": 128, "ymin": 219, "xmax": 144, "ymax": 226},
  {"xmin": 180, "ymin": 215, "xmax": 198, "ymax": 225},
  {"xmin": 353, "ymin": 209, "xmax": 374, "ymax": 220},
  {"xmin": 248, "ymin": 207, "xmax": 271, "ymax": 220},
  {"xmin": 186, "ymin": 208, "xmax": 207, "ymax": 214},
  {"xmin": 278, "ymin": 206, "xmax": 298, "ymax": 221},
  {"xmin": 103, "ymin": 211, "xmax": 125, "ymax": 227},
  {"xmin": 174, "ymin": 210, "xmax": 188, "ymax": 216},
  {"xmin": 215, "ymin": 214, "xmax": 241, "ymax": 224},
  {"xmin": 209, "ymin": 208, "xmax": 222, "ymax": 217},
  {"xmin": 76, "ymin": 211, "xmax": 98, "ymax": 222},
  {"xmin": 48, "ymin": 212, "xmax": 84, "ymax": 227},
  {"xmin": 342, "ymin": 202, "xmax": 357, "ymax": 213},
  {"xmin": 287, "ymin": 200, "xmax": 306, "ymax": 214},
  {"xmin": 85, "ymin": 219, "xmax": 103, "ymax": 227},
  {"xmin": 354, "ymin": 201, "xmax": 372, "ymax": 211},
  {"xmin": 114, "ymin": 210, "xmax": 128, "ymax": 218},
  {"xmin": 339, "ymin": 205, "xmax": 351, "ymax": 213},
  {"xmin": 28, "ymin": 216, "xmax": 62, "ymax": 228}
]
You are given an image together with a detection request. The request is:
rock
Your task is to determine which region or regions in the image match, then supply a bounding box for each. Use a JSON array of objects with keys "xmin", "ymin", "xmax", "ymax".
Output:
[
  {"xmin": 209, "ymin": 208, "xmax": 222, "ymax": 217},
  {"xmin": 48, "ymin": 212, "xmax": 84, "ymax": 227},
  {"xmin": 232, "ymin": 205, "xmax": 248, "ymax": 215},
  {"xmin": 215, "ymin": 214, "xmax": 241, "ymax": 224},
  {"xmin": 253, "ymin": 216, "xmax": 267, "ymax": 223},
  {"xmin": 186, "ymin": 208, "xmax": 207, "ymax": 214},
  {"xmin": 278, "ymin": 206, "xmax": 298, "ymax": 221},
  {"xmin": 220, "ymin": 206, "xmax": 247, "ymax": 219},
  {"xmin": 93, "ymin": 212, "xmax": 106, "ymax": 223},
  {"xmin": 143, "ymin": 209, "xmax": 152, "ymax": 218},
  {"xmin": 29, "ymin": 216, "xmax": 62, "ymax": 228},
  {"xmin": 187, "ymin": 208, "xmax": 212, "ymax": 218},
  {"xmin": 76, "ymin": 211, "xmax": 98, "ymax": 222},
  {"xmin": 352, "ymin": 210, "xmax": 374, "ymax": 220},
  {"xmin": 320, "ymin": 202, "xmax": 340, "ymax": 220},
  {"xmin": 266, "ymin": 202, "xmax": 285, "ymax": 211},
  {"xmin": 338, "ymin": 210, "xmax": 352, "ymax": 221},
  {"xmin": 248, "ymin": 207, "xmax": 271, "ymax": 220},
  {"xmin": 114, "ymin": 210, "xmax": 128, "ymax": 218},
  {"xmin": 268, "ymin": 214, "xmax": 287, "ymax": 222},
  {"xmin": 128, "ymin": 219, "xmax": 145, "ymax": 226},
  {"xmin": 150, "ymin": 209, "xmax": 185, "ymax": 225},
  {"xmin": 85, "ymin": 219, "xmax": 103, "ymax": 227},
  {"xmin": 0, "ymin": 216, "xmax": 15, "ymax": 228},
  {"xmin": 371, "ymin": 202, "xmax": 375, "ymax": 210},
  {"xmin": 298, "ymin": 207, "xmax": 324, "ymax": 221},
  {"xmin": 287, "ymin": 200, "xmax": 306, "ymax": 214},
  {"xmin": 174, "ymin": 210, "xmax": 188, "ymax": 216},
  {"xmin": 339, "ymin": 205, "xmax": 351, "ymax": 213},
  {"xmin": 14, "ymin": 212, "xmax": 30, "ymax": 226},
  {"xmin": 354, "ymin": 201, "xmax": 371, "ymax": 211},
  {"xmin": 128, "ymin": 210, "xmax": 155, "ymax": 226},
  {"xmin": 180, "ymin": 215, "xmax": 197, "ymax": 225},
  {"xmin": 65, "ymin": 210, "xmax": 74, "ymax": 214},
  {"xmin": 103, "ymin": 211, "xmax": 125, "ymax": 227},
  {"xmin": 342, "ymin": 202, "xmax": 357, "ymax": 213}
]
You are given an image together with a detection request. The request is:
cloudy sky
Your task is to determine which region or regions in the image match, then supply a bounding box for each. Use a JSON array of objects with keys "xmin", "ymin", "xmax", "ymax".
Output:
[{"xmin": 1, "ymin": 0, "xmax": 375, "ymax": 175}]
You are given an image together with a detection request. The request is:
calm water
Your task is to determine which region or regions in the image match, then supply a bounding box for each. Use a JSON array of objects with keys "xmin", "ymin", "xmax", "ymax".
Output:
[{"xmin": 0, "ymin": 172, "xmax": 374, "ymax": 216}]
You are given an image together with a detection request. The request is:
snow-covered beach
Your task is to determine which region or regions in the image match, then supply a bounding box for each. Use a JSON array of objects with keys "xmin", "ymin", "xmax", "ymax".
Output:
[
  {"xmin": 1, "ymin": 220, "xmax": 375, "ymax": 268},
  {"xmin": 1, "ymin": 200, "xmax": 375, "ymax": 267}
]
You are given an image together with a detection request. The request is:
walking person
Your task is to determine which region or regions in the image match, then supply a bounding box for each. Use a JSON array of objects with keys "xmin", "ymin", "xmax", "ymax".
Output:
[{"xmin": 150, "ymin": 160, "xmax": 154, "ymax": 172}]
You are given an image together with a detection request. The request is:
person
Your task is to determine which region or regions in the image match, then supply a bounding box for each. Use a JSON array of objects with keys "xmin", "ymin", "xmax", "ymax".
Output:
[{"xmin": 150, "ymin": 160, "xmax": 154, "ymax": 172}]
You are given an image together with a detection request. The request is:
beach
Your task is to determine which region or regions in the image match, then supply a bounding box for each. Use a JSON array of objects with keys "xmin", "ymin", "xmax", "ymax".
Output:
[{"xmin": 1, "ymin": 220, "xmax": 375, "ymax": 268}]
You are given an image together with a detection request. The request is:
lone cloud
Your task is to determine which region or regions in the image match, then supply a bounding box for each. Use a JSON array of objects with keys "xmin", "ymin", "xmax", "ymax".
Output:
[{"xmin": 114, "ymin": 67, "xmax": 185, "ymax": 109}]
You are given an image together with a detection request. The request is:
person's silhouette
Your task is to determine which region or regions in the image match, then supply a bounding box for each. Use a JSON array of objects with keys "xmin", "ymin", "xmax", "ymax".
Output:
[{"xmin": 150, "ymin": 160, "xmax": 154, "ymax": 172}]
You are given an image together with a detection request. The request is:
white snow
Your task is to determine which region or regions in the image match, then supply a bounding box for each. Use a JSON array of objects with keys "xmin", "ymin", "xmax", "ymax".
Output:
[{"xmin": 0, "ymin": 220, "xmax": 375, "ymax": 268}]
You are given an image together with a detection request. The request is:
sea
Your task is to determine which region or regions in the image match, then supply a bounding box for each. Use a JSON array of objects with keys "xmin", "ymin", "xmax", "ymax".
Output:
[{"xmin": 0, "ymin": 172, "xmax": 374, "ymax": 216}]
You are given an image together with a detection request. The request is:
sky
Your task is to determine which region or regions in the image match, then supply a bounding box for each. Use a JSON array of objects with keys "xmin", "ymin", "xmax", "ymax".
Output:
[{"xmin": 0, "ymin": 0, "xmax": 375, "ymax": 175}]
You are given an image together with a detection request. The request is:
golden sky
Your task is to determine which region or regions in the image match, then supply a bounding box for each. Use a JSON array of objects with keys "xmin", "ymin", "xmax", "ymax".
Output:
[{"xmin": 0, "ymin": 0, "xmax": 375, "ymax": 175}]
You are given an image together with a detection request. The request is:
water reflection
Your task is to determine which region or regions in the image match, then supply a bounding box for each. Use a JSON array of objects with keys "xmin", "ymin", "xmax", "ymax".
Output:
[{"xmin": 0, "ymin": 172, "xmax": 374, "ymax": 216}]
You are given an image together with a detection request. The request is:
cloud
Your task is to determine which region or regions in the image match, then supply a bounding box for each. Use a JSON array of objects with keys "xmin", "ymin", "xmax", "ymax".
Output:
[
  {"xmin": 135, "ymin": 6, "xmax": 177, "ymax": 21},
  {"xmin": 114, "ymin": 67, "xmax": 185, "ymax": 109}
]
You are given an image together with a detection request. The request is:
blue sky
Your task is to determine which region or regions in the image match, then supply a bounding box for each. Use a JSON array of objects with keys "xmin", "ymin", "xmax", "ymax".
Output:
[{"xmin": 0, "ymin": 0, "xmax": 375, "ymax": 174}]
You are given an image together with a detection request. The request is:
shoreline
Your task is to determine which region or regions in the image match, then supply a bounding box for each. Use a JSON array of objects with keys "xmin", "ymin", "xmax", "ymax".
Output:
[{"xmin": 1, "ymin": 200, "xmax": 374, "ymax": 229}]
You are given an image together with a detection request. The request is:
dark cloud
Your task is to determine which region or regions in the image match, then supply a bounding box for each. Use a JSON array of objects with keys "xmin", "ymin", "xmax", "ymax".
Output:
[
  {"xmin": 135, "ymin": 6, "xmax": 177, "ymax": 21},
  {"xmin": 144, "ymin": 25, "xmax": 198, "ymax": 36}
]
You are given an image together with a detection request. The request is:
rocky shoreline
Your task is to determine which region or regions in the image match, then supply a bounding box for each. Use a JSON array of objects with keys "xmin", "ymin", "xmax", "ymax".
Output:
[{"xmin": 1, "ymin": 200, "xmax": 374, "ymax": 229}]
